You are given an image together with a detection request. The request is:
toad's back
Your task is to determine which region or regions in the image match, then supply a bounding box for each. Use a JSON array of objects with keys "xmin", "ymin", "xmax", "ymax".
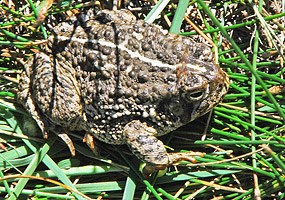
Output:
[{"xmin": 18, "ymin": 9, "xmax": 228, "ymax": 168}]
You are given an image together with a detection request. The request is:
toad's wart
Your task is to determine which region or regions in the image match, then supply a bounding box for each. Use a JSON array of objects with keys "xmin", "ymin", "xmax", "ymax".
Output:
[{"xmin": 18, "ymin": 10, "xmax": 229, "ymax": 170}]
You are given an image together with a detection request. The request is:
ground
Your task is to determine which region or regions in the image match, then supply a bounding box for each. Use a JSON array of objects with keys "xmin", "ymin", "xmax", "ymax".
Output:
[{"xmin": 0, "ymin": 0, "xmax": 284, "ymax": 199}]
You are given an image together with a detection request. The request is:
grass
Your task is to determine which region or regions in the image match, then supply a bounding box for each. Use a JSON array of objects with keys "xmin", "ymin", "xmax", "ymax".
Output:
[{"xmin": 1, "ymin": 0, "xmax": 285, "ymax": 199}]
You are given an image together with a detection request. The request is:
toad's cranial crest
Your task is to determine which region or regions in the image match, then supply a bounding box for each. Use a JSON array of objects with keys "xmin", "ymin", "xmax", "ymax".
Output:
[{"xmin": 18, "ymin": 9, "xmax": 229, "ymax": 171}]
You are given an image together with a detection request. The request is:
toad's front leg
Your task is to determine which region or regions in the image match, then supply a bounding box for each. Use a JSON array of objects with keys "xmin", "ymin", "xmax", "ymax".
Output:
[{"xmin": 123, "ymin": 120, "xmax": 204, "ymax": 174}]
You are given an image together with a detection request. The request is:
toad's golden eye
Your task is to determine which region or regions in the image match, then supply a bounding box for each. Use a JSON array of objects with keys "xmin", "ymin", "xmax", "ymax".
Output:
[{"xmin": 184, "ymin": 90, "xmax": 205, "ymax": 102}]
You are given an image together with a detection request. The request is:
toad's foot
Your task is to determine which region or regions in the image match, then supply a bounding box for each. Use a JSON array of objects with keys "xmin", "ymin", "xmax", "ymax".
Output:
[
  {"xmin": 123, "ymin": 120, "xmax": 204, "ymax": 174},
  {"xmin": 83, "ymin": 133, "xmax": 100, "ymax": 156},
  {"xmin": 57, "ymin": 132, "xmax": 75, "ymax": 156}
]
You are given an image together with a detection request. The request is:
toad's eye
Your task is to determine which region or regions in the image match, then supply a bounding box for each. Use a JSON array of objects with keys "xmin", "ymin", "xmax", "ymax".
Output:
[{"xmin": 184, "ymin": 90, "xmax": 205, "ymax": 102}]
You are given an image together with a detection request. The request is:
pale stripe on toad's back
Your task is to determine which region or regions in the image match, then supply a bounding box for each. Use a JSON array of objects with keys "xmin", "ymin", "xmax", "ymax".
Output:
[{"xmin": 52, "ymin": 35, "xmax": 209, "ymax": 73}]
